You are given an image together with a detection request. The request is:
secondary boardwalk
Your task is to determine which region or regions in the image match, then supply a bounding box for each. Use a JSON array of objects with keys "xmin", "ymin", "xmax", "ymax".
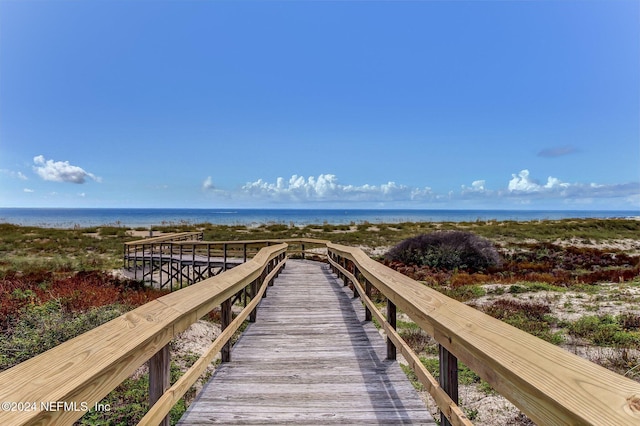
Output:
[
  {"xmin": 121, "ymin": 252, "xmax": 243, "ymax": 289},
  {"xmin": 178, "ymin": 259, "xmax": 435, "ymax": 425}
]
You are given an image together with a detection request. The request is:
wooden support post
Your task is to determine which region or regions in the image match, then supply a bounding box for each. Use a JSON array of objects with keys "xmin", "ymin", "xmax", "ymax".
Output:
[
  {"xmin": 223, "ymin": 243, "xmax": 228, "ymax": 271},
  {"xmin": 365, "ymin": 280, "xmax": 372, "ymax": 321},
  {"xmin": 221, "ymin": 298, "xmax": 232, "ymax": 362},
  {"xmin": 249, "ymin": 279, "xmax": 258, "ymax": 322},
  {"xmin": 439, "ymin": 344, "xmax": 459, "ymax": 426},
  {"xmin": 243, "ymin": 244, "xmax": 247, "ymax": 263},
  {"xmin": 352, "ymin": 264, "xmax": 359, "ymax": 298},
  {"xmin": 268, "ymin": 259, "xmax": 274, "ymax": 286},
  {"xmin": 135, "ymin": 245, "xmax": 141, "ymax": 280},
  {"xmin": 179, "ymin": 244, "xmax": 183, "ymax": 289},
  {"xmin": 387, "ymin": 299, "xmax": 397, "ymax": 360},
  {"xmin": 148, "ymin": 344, "xmax": 170, "ymax": 426},
  {"xmin": 159, "ymin": 245, "xmax": 163, "ymax": 288},
  {"xmin": 191, "ymin": 243, "xmax": 196, "ymax": 285},
  {"xmin": 301, "ymin": 244, "xmax": 305, "ymax": 259},
  {"xmin": 261, "ymin": 269, "xmax": 267, "ymax": 298}
]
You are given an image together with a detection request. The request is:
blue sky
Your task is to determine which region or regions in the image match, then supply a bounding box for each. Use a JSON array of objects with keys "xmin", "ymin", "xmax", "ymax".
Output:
[{"xmin": 1, "ymin": 0, "xmax": 639, "ymax": 210}]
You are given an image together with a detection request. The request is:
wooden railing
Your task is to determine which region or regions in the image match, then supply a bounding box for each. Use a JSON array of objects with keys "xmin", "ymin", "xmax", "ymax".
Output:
[
  {"xmin": 326, "ymin": 242, "xmax": 640, "ymax": 426},
  {"xmin": 123, "ymin": 237, "xmax": 328, "ymax": 289},
  {"xmin": 3, "ymin": 238, "xmax": 640, "ymax": 426},
  {"xmin": 0, "ymin": 243, "xmax": 287, "ymax": 426}
]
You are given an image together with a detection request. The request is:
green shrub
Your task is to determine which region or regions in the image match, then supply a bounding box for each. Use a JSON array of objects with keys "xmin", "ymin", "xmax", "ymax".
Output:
[
  {"xmin": 0, "ymin": 301, "xmax": 126, "ymax": 371},
  {"xmin": 568, "ymin": 315, "xmax": 640, "ymax": 348},
  {"xmin": 386, "ymin": 231, "xmax": 501, "ymax": 272}
]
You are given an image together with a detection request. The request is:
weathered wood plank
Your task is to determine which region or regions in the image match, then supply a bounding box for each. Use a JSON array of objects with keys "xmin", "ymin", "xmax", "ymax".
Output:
[
  {"xmin": 178, "ymin": 260, "xmax": 434, "ymax": 425},
  {"xmin": 328, "ymin": 243, "xmax": 640, "ymax": 425}
]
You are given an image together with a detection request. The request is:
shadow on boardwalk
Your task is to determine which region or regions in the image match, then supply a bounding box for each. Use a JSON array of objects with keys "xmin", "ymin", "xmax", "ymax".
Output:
[{"xmin": 178, "ymin": 259, "xmax": 435, "ymax": 425}]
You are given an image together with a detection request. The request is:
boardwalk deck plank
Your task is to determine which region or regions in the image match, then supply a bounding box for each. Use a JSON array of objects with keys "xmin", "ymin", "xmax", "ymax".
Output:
[{"xmin": 178, "ymin": 260, "xmax": 435, "ymax": 425}]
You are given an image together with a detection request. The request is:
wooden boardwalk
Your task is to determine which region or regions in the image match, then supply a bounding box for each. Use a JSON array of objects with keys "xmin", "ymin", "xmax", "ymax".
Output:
[{"xmin": 178, "ymin": 260, "xmax": 435, "ymax": 425}]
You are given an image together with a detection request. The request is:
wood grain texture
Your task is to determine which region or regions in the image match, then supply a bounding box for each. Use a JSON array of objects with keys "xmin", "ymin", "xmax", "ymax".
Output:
[
  {"xmin": 327, "ymin": 243, "xmax": 640, "ymax": 426},
  {"xmin": 0, "ymin": 245, "xmax": 287, "ymax": 426},
  {"xmin": 178, "ymin": 260, "xmax": 435, "ymax": 425},
  {"xmin": 328, "ymin": 255, "xmax": 472, "ymax": 426}
]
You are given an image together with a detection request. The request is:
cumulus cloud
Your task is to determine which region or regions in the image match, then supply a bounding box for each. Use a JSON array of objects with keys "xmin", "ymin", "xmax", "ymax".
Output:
[
  {"xmin": 201, "ymin": 171, "xmax": 639, "ymax": 207},
  {"xmin": 507, "ymin": 169, "xmax": 639, "ymax": 201},
  {"xmin": 239, "ymin": 174, "xmax": 433, "ymax": 203},
  {"xmin": 508, "ymin": 169, "xmax": 570, "ymax": 193},
  {"xmin": 23, "ymin": 188, "xmax": 34, "ymax": 193},
  {"xmin": 461, "ymin": 180, "xmax": 487, "ymax": 194},
  {"xmin": 33, "ymin": 155, "xmax": 100, "ymax": 184},
  {"xmin": 538, "ymin": 145, "xmax": 579, "ymax": 158}
]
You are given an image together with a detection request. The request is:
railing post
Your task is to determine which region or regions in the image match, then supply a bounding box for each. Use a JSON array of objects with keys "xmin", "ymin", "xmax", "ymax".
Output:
[
  {"xmin": 268, "ymin": 259, "xmax": 274, "ymax": 286},
  {"xmin": 365, "ymin": 279, "xmax": 372, "ymax": 321},
  {"xmin": 148, "ymin": 344, "xmax": 170, "ymax": 426},
  {"xmin": 260, "ymin": 269, "xmax": 268, "ymax": 298},
  {"xmin": 301, "ymin": 243, "xmax": 305, "ymax": 259},
  {"xmin": 179, "ymin": 244, "xmax": 184, "ymax": 289},
  {"xmin": 249, "ymin": 279, "xmax": 258, "ymax": 322},
  {"xmin": 223, "ymin": 243, "xmax": 228, "ymax": 271},
  {"xmin": 135, "ymin": 244, "xmax": 141, "ymax": 280},
  {"xmin": 439, "ymin": 345, "xmax": 459, "ymax": 426},
  {"xmin": 387, "ymin": 299, "xmax": 396, "ymax": 360},
  {"xmin": 159, "ymin": 243, "xmax": 163, "ymax": 288},
  {"xmin": 192, "ymin": 243, "xmax": 196, "ymax": 285},
  {"xmin": 221, "ymin": 298, "xmax": 232, "ymax": 362},
  {"xmin": 352, "ymin": 264, "xmax": 359, "ymax": 298},
  {"xmin": 243, "ymin": 243, "xmax": 247, "ymax": 263}
]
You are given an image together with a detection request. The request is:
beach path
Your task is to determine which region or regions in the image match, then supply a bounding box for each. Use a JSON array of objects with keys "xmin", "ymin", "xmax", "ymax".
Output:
[{"xmin": 178, "ymin": 259, "xmax": 435, "ymax": 425}]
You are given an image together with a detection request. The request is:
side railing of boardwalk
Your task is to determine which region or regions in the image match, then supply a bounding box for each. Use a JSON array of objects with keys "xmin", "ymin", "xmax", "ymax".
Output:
[
  {"xmin": 123, "ymin": 235, "xmax": 328, "ymax": 289},
  {"xmin": 1, "ymin": 238, "xmax": 640, "ymax": 426},
  {"xmin": 326, "ymin": 242, "xmax": 640, "ymax": 426},
  {"xmin": 0, "ymin": 243, "xmax": 288, "ymax": 426}
]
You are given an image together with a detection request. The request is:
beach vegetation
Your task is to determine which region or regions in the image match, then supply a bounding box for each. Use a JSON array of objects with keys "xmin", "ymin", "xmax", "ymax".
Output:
[
  {"xmin": 568, "ymin": 314, "xmax": 640, "ymax": 348},
  {"xmin": 385, "ymin": 231, "xmax": 501, "ymax": 272},
  {"xmin": 1, "ymin": 217, "xmax": 639, "ymax": 423}
]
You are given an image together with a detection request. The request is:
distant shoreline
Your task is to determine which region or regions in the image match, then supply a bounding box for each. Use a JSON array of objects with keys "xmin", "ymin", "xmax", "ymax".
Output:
[{"xmin": 0, "ymin": 208, "xmax": 638, "ymax": 229}]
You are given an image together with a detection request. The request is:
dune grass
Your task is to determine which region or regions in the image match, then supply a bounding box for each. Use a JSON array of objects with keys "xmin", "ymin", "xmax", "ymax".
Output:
[{"xmin": 1, "ymin": 217, "xmax": 638, "ymax": 424}]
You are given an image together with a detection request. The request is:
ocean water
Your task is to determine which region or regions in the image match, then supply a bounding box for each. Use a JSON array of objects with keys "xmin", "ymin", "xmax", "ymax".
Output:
[{"xmin": 0, "ymin": 208, "xmax": 637, "ymax": 229}]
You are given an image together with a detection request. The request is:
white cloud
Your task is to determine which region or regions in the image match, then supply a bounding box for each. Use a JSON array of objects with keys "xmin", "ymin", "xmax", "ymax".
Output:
[
  {"xmin": 203, "ymin": 176, "xmax": 215, "ymax": 190},
  {"xmin": 23, "ymin": 188, "xmax": 34, "ymax": 193},
  {"xmin": 239, "ymin": 174, "xmax": 433, "ymax": 203},
  {"xmin": 1, "ymin": 169, "xmax": 28, "ymax": 180},
  {"xmin": 461, "ymin": 180, "xmax": 487, "ymax": 194},
  {"xmin": 201, "ymin": 171, "xmax": 639, "ymax": 208},
  {"xmin": 508, "ymin": 170, "xmax": 570, "ymax": 193},
  {"xmin": 508, "ymin": 169, "xmax": 541, "ymax": 192},
  {"xmin": 506, "ymin": 169, "xmax": 638, "ymax": 201},
  {"xmin": 33, "ymin": 155, "xmax": 101, "ymax": 184}
]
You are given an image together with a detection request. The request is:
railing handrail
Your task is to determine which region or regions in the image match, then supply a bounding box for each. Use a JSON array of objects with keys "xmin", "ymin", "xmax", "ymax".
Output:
[
  {"xmin": 125, "ymin": 237, "xmax": 330, "ymax": 247},
  {"xmin": 4, "ymin": 237, "xmax": 640, "ymax": 425},
  {"xmin": 326, "ymin": 242, "xmax": 640, "ymax": 425},
  {"xmin": 123, "ymin": 231, "xmax": 203, "ymax": 245},
  {"xmin": 0, "ymin": 243, "xmax": 287, "ymax": 425}
]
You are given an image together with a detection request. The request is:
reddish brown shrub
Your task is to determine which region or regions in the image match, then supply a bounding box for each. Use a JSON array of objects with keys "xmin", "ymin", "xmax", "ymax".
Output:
[{"xmin": 0, "ymin": 271, "xmax": 168, "ymax": 330}]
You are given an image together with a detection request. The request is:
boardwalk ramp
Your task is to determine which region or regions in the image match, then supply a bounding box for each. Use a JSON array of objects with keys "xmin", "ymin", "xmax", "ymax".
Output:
[{"xmin": 178, "ymin": 259, "xmax": 435, "ymax": 425}]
